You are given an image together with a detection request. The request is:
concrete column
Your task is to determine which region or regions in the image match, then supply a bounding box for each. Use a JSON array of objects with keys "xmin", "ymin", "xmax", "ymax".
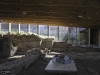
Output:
[
  {"xmin": 37, "ymin": 25, "xmax": 40, "ymax": 35},
  {"xmin": 48, "ymin": 25, "xmax": 50, "ymax": 38},
  {"xmin": 76, "ymin": 27, "xmax": 77, "ymax": 45},
  {"xmin": 98, "ymin": 29, "xmax": 100, "ymax": 46},
  {"xmin": 18, "ymin": 23, "xmax": 20, "ymax": 33},
  {"xmin": 78, "ymin": 28, "xmax": 80, "ymax": 45},
  {"xmin": 58, "ymin": 26, "xmax": 60, "ymax": 41},
  {"xmin": 88, "ymin": 28, "xmax": 90, "ymax": 46},
  {"xmin": 84, "ymin": 30, "xmax": 86, "ymax": 45},
  {"xmin": 0, "ymin": 23, "xmax": 1, "ymax": 33},
  {"xmin": 28, "ymin": 24, "xmax": 30, "ymax": 34},
  {"xmin": 68, "ymin": 27, "xmax": 70, "ymax": 44},
  {"xmin": 9, "ymin": 23, "xmax": 11, "ymax": 33}
]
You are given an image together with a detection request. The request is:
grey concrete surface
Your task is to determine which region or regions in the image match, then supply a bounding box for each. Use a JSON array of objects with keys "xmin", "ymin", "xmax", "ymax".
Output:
[{"xmin": 17, "ymin": 57, "xmax": 100, "ymax": 75}]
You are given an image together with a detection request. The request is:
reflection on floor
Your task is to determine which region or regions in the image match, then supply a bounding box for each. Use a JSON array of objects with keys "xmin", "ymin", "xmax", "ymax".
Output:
[
  {"xmin": 0, "ymin": 55, "xmax": 25, "ymax": 64},
  {"xmin": 45, "ymin": 52, "xmax": 61, "ymax": 58}
]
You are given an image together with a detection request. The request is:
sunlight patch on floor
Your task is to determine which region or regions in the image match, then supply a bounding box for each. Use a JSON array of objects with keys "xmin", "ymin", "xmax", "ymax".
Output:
[
  {"xmin": 45, "ymin": 55, "xmax": 54, "ymax": 58},
  {"xmin": 8, "ymin": 55, "xmax": 25, "ymax": 59},
  {"xmin": 50, "ymin": 52, "xmax": 61, "ymax": 54}
]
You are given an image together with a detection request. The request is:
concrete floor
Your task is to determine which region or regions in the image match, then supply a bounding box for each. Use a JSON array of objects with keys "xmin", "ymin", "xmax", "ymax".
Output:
[
  {"xmin": 0, "ymin": 51, "xmax": 100, "ymax": 75},
  {"xmin": 17, "ymin": 57, "xmax": 100, "ymax": 75}
]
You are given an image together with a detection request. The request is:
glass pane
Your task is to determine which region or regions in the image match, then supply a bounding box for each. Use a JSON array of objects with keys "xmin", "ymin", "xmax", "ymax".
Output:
[
  {"xmin": 1, "ymin": 22, "xmax": 9, "ymax": 33},
  {"xmin": 11, "ymin": 23, "xmax": 18, "ymax": 32},
  {"xmin": 30, "ymin": 24, "xmax": 37, "ymax": 34},
  {"xmin": 80, "ymin": 28, "xmax": 86, "ymax": 45},
  {"xmin": 39, "ymin": 25, "xmax": 48, "ymax": 36},
  {"xmin": 70, "ymin": 27, "xmax": 77, "ymax": 44},
  {"xmin": 20, "ymin": 24, "xmax": 28, "ymax": 34},
  {"xmin": 50, "ymin": 26, "xmax": 58, "ymax": 41},
  {"xmin": 59, "ymin": 26, "xmax": 68, "ymax": 41}
]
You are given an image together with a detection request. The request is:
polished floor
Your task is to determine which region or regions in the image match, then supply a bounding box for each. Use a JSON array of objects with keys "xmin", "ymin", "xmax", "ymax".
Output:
[{"xmin": 17, "ymin": 56, "xmax": 100, "ymax": 75}]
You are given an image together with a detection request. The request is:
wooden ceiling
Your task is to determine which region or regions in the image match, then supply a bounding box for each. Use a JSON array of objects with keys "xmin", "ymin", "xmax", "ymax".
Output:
[{"xmin": 0, "ymin": 0, "xmax": 100, "ymax": 28}]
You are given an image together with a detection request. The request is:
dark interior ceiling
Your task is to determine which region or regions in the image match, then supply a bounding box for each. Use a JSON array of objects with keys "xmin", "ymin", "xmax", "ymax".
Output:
[{"xmin": 0, "ymin": 0, "xmax": 100, "ymax": 28}]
